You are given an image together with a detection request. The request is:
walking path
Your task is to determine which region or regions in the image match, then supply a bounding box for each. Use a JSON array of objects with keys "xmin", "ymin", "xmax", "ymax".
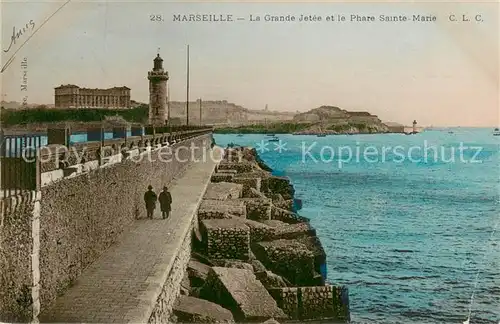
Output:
[{"xmin": 39, "ymin": 148, "xmax": 220, "ymax": 323}]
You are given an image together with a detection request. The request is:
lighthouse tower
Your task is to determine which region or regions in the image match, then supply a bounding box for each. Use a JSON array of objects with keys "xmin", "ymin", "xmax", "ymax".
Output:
[
  {"xmin": 148, "ymin": 53, "xmax": 169, "ymax": 125},
  {"xmin": 413, "ymin": 120, "xmax": 417, "ymax": 133}
]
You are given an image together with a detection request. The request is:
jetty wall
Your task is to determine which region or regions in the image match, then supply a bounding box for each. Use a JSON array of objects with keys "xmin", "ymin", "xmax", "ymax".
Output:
[
  {"xmin": 0, "ymin": 192, "xmax": 40, "ymax": 322},
  {"xmin": 0, "ymin": 131, "xmax": 212, "ymax": 322}
]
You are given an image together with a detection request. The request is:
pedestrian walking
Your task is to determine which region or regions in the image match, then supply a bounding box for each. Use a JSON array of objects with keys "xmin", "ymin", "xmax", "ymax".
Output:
[
  {"xmin": 144, "ymin": 185, "xmax": 157, "ymax": 219},
  {"xmin": 158, "ymin": 186, "xmax": 172, "ymax": 219}
]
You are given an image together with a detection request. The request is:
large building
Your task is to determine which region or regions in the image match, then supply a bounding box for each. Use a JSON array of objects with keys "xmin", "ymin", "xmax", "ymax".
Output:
[{"xmin": 54, "ymin": 84, "xmax": 131, "ymax": 109}]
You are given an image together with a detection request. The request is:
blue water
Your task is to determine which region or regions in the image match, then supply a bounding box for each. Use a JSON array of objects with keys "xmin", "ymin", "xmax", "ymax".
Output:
[{"xmin": 215, "ymin": 129, "xmax": 499, "ymax": 324}]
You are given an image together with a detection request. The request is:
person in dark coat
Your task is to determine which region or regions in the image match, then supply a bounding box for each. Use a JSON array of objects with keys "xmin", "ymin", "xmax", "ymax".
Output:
[
  {"xmin": 158, "ymin": 186, "xmax": 172, "ymax": 219},
  {"xmin": 144, "ymin": 185, "xmax": 157, "ymax": 219}
]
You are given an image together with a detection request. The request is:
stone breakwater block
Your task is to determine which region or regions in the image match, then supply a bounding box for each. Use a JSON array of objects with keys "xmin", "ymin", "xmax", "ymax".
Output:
[
  {"xmin": 268, "ymin": 287, "xmax": 300, "ymax": 320},
  {"xmin": 221, "ymin": 169, "xmax": 238, "ymax": 174},
  {"xmin": 271, "ymin": 206, "xmax": 310, "ymax": 224},
  {"xmin": 236, "ymin": 171, "xmax": 272, "ymax": 180},
  {"xmin": 245, "ymin": 187, "xmax": 268, "ymax": 199},
  {"xmin": 253, "ymin": 240, "xmax": 317, "ymax": 286},
  {"xmin": 201, "ymin": 267, "xmax": 288, "ymax": 321},
  {"xmin": 273, "ymin": 222, "xmax": 316, "ymax": 240},
  {"xmin": 188, "ymin": 260, "xmax": 211, "ymax": 287},
  {"xmin": 232, "ymin": 177, "xmax": 262, "ymax": 194},
  {"xmin": 214, "ymin": 259, "xmax": 254, "ymax": 271},
  {"xmin": 204, "ymin": 182, "xmax": 243, "ymax": 200},
  {"xmin": 299, "ymin": 285, "xmax": 345, "ymax": 320},
  {"xmin": 297, "ymin": 236, "xmax": 327, "ymax": 276},
  {"xmin": 223, "ymin": 149, "xmax": 244, "ymax": 163},
  {"xmin": 211, "ymin": 173, "xmax": 235, "ymax": 183},
  {"xmin": 217, "ymin": 162, "xmax": 255, "ymax": 174},
  {"xmin": 261, "ymin": 176, "xmax": 295, "ymax": 200},
  {"xmin": 262, "ymin": 220, "xmax": 287, "ymax": 228},
  {"xmin": 173, "ymin": 295, "xmax": 235, "ymax": 323},
  {"xmin": 255, "ymin": 270, "xmax": 289, "ymax": 289},
  {"xmin": 240, "ymin": 198, "xmax": 272, "ymax": 221},
  {"xmin": 227, "ymin": 215, "xmax": 276, "ymax": 243},
  {"xmin": 274, "ymin": 199, "xmax": 294, "ymax": 211},
  {"xmin": 269, "ymin": 285, "xmax": 349, "ymax": 321},
  {"xmin": 198, "ymin": 199, "xmax": 246, "ymax": 220},
  {"xmin": 200, "ymin": 219, "xmax": 251, "ymax": 261}
]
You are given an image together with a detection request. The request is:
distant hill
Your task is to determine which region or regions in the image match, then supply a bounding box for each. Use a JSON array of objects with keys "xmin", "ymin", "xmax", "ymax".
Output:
[{"xmin": 292, "ymin": 105, "xmax": 390, "ymax": 134}]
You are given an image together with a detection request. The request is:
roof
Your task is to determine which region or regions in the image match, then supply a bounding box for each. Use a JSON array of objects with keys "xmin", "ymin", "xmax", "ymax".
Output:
[
  {"xmin": 54, "ymin": 84, "xmax": 79, "ymax": 89},
  {"xmin": 54, "ymin": 85, "xmax": 130, "ymax": 90}
]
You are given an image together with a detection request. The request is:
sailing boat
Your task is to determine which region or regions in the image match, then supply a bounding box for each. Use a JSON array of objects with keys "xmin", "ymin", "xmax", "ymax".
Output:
[{"xmin": 493, "ymin": 128, "xmax": 500, "ymax": 136}]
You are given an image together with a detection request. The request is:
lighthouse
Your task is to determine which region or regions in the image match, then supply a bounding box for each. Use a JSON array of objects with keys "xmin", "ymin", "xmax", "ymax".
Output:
[
  {"xmin": 413, "ymin": 120, "xmax": 417, "ymax": 134},
  {"xmin": 147, "ymin": 53, "xmax": 169, "ymax": 125}
]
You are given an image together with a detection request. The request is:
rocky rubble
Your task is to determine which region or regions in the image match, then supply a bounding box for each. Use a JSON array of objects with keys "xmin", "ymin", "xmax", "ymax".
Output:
[{"xmin": 172, "ymin": 146, "xmax": 350, "ymax": 323}]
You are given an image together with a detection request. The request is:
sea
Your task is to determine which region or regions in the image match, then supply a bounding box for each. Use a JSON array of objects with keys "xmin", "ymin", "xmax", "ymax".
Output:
[{"xmin": 214, "ymin": 128, "xmax": 499, "ymax": 324}]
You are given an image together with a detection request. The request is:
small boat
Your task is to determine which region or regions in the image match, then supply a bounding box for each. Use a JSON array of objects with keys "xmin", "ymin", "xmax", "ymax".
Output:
[
  {"xmin": 494, "ymin": 128, "xmax": 500, "ymax": 136},
  {"xmin": 236, "ymin": 134, "xmax": 244, "ymax": 137},
  {"xmin": 266, "ymin": 134, "xmax": 276, "ymax": 136},
  {"xmin": 448, "ymin": 131, "xmax": 454, "ymax": 134},
  {"xmin": 268, "ymin": 137, "xmax": 279, "ymax": 142}
]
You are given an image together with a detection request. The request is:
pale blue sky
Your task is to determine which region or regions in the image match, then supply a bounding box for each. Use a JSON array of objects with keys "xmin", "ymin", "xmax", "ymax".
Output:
[{"xmin": 1, "ymin": 1, "xmax": 498, "ymax": 126}]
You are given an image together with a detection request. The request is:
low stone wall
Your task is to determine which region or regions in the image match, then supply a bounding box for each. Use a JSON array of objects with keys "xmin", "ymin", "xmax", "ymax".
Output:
[
  {"xmin": 271, "ymin": 205, "xmax": 310, "ymax": 224},
  {"xmin": 269, "ymin": 285, "xmax": 350, "ymax": 321},
  {"xmin": 0, "ymin": 193, "xmax": 37, "ymax": 322},
  {"xmin": 38, "ymin": 133, "xmax": 212, "ymax": 315},
  {"xmin": 148, "ymin": 217, "xmax": 195, "ymax": 323}
]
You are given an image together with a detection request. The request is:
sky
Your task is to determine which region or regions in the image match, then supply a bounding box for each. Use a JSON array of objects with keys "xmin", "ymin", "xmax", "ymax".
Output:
[{"xmin": 1, "ymin": 0, "xmax": 498, "ymax": 127}]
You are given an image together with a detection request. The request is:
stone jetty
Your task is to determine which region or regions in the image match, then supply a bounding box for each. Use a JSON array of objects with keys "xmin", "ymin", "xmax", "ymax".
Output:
[{"xmin": 172, "ymin": 146, "xmax": 350, "ymax": 323}]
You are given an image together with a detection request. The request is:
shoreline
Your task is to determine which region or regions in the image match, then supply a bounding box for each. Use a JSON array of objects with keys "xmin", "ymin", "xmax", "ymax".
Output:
[
  {"xmin": 172, "ymin": 145, "xmax": 350, "ymax": 323},
  {"xmin": 216, "ymin": 130, "xmax": 406, "ymax": 135}
]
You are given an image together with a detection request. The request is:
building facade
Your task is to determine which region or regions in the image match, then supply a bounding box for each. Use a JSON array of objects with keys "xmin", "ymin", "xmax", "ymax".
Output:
[
  {"xmin": 54, "ymin": 85, "xmax": 131, "ymax": 109},
  {"xmin": 148, "ymin": 54, "xmax": 169, "ymax": 125}
]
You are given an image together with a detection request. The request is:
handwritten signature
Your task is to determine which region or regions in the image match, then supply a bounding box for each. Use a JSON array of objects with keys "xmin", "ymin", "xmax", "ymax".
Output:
[
  {"xmin": 1, "ymin": 0, "xmax": 72, "ymax": 73},
  {"xmin": 3, "ymin": 20, "xmax": 36, "ymax": 53}
]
